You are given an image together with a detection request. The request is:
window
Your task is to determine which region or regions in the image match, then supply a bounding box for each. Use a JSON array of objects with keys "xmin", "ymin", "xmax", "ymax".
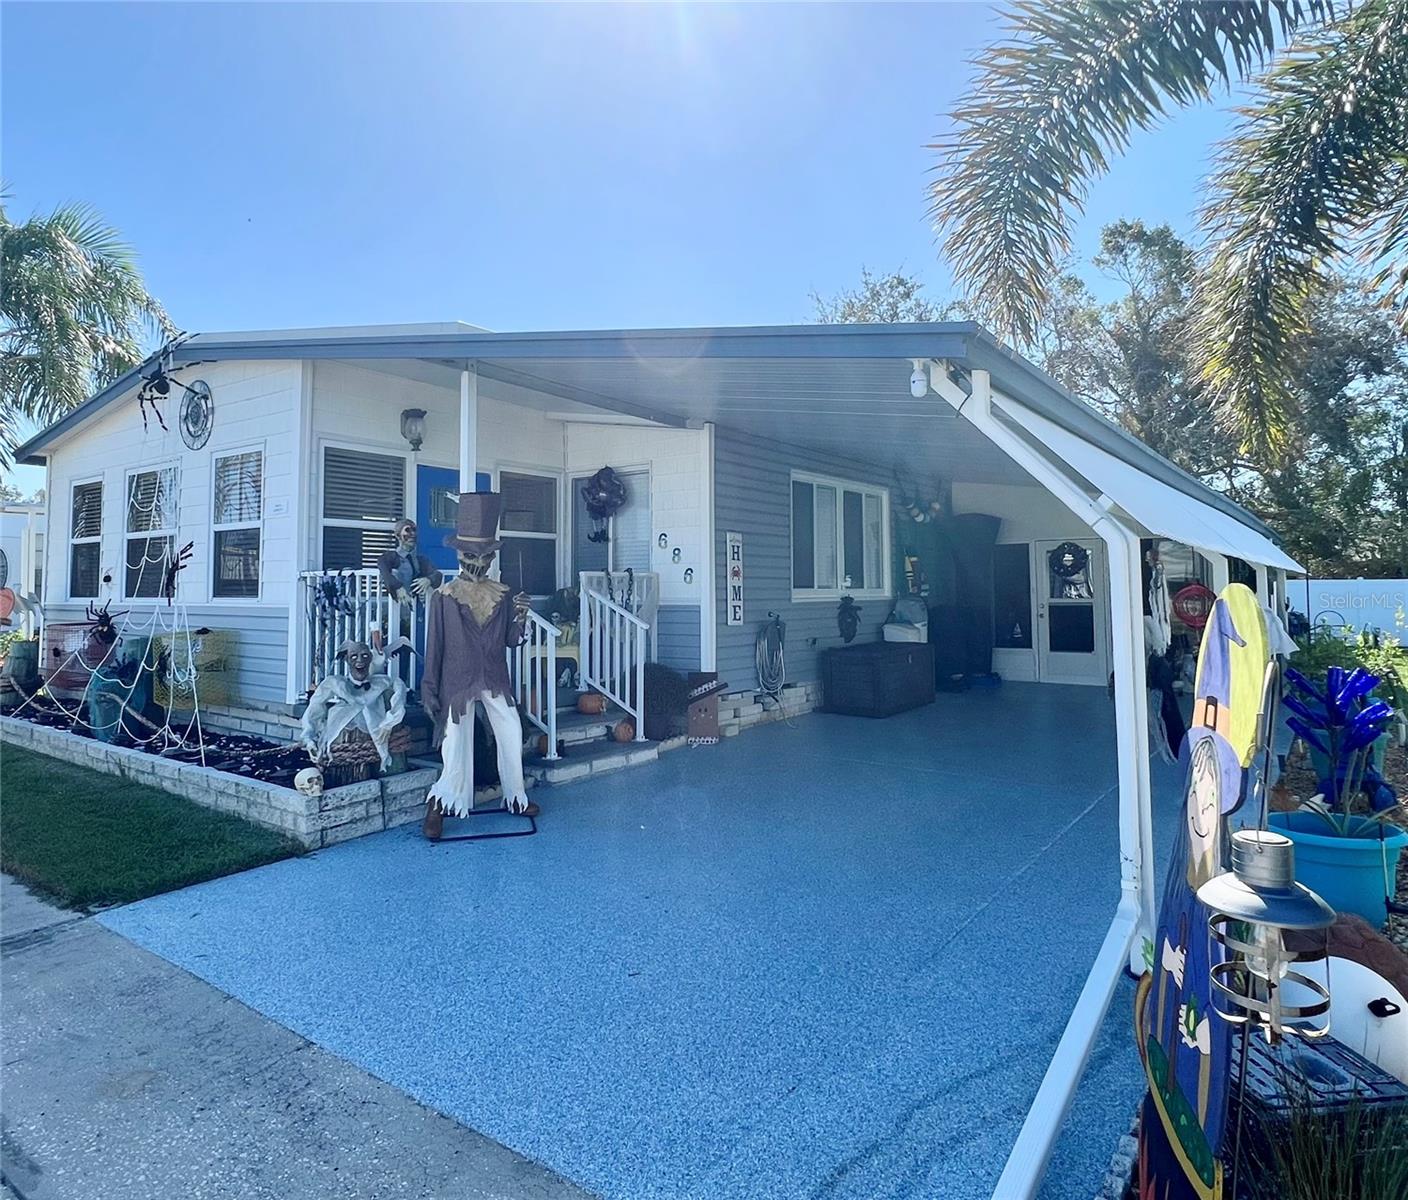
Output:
[
  {"xmin": 322, "ymin": 446, "xmax": 406, "ymax": 569},
  {"xmin": 213, "ymin": 450, "xmax": 263, "ymax": 598},
  {"xmin": 125, "ymin": 466, "xmax": 178, "ymax": 598},
  {"xmin": 499, "ymin": 470, "xmax": 557, "ymax": 595},
  {"xmin": 790, "ymin": 473, "xmax": 889, "ymax": 599},
  {"xmin": 69, "ymin": 480, "xmax": 103, "ymax": 598}
]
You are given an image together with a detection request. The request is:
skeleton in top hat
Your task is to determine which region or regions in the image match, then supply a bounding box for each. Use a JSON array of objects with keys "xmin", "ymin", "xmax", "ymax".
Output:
[{"xmin": 420, "ymin": 493, "xmax": 536, "ymax": 838}]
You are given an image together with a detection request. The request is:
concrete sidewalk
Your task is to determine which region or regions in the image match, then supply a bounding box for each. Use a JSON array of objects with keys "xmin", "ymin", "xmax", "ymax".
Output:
[{"xmin": 1, "ymin": 877, "xmax": 593, "ymax": 1200}]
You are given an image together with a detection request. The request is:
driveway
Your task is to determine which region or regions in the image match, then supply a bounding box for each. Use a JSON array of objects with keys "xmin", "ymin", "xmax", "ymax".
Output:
[{"xmin": 98, "ymin": 683, "xmax": 1179, "ymax": 1199}]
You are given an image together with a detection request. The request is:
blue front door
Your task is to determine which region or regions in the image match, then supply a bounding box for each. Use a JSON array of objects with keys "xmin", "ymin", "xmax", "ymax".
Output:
[{"xmin": 416, "ymin": 466, "xmax": 490, "ymax": 572}]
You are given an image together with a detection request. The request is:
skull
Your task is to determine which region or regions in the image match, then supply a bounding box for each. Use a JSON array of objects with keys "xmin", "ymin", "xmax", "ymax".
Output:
[
  {"xmin": 336, "ymin": 639, "xmax": 374, "ymax": 682},
  {"xmin": 294, "ymin": 767, "xmax": 324, "ymax": 798},
  {"xmin": 457, "ymin": 548, "xmax": 496, "ymax": 580}
]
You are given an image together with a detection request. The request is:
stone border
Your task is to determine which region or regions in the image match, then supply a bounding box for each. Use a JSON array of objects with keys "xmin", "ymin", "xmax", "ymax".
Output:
[
  {"xmin": 1094, "ymin": 1110, "xmax": 1140, "ymax": 1200},
  {"xmin": 0, "ymin": 715, "xmax": 436, "ymax": 850}
]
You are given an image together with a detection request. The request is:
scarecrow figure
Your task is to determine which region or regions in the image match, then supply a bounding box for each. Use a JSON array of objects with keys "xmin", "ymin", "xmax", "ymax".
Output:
[
  {"xmin": 377, "ymin": 517, "xmax": 443, "ymax": 604},
  {"xmin": 421, "ymin": 493, "xmax": 536, "ymax": 839},
  {"xmin": 300, "ymin": 639, "xmax": 408, "ymax": 771}
]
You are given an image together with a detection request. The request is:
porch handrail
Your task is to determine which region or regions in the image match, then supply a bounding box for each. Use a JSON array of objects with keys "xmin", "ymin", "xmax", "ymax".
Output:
[
  {"xmin": 577, "ymin": 586, "xmax": 647, "ymax": 741},
  {"xmin": 510, "ymin": 608, "xmax": 559, "ymax": 759},
  {"xmin": 299, "ymin": 568, "xmax": 560, "ymax": 759}
]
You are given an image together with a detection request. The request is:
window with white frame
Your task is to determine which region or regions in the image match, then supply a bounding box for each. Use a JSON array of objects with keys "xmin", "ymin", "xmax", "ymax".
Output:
[
  {"xmin": 125, "ymin": 466, "xmax": 178, "ymax": 598},
  {"xmin": 213, "ymin": 449, "xmax": 264, "ymax": 598},
  {"xmin": 69, "ymin": 480, "xmax": 103, "ymax": 598},
  {"xmin": 321, "ymin": 446, "xmax": 406, "ymax": 570},
  {"xmin": 791, "ymin": 473, "xmax": 889, "ymax": 599},
  {"xmin": 499, "ymin": 470, "xmax": 558, "ymax": 595}
]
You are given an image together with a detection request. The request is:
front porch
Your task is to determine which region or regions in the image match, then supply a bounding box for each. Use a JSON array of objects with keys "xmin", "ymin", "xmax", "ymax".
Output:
[{"xmin": 98, "ymin": 685, "xmax": 1180, "ymax": 1200}]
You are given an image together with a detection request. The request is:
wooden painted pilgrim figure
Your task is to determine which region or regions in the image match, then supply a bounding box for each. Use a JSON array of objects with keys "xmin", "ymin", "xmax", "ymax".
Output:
[{"xmin": 420, "ymin": 493, "xmax": 537, "ymax": 839}]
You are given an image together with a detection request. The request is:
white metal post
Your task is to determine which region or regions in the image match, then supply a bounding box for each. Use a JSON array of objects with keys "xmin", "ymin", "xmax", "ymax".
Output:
[
  {"xmin": 459, "ymin": 365, "xmax": 478, "ymax": 495},
  {"xmin": 1208, "ymin": 551, "xmax": 1230, "ymax": 595},
  {"xmin": 929, "ymin": 364, "xmax": 1152, "ymax": 1200}
]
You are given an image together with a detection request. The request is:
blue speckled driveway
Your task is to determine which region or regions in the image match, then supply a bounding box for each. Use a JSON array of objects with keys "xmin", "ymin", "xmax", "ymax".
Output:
[{"xmin": 100, "ymin": 684, "xmax": 1178, "ymax": 1200}]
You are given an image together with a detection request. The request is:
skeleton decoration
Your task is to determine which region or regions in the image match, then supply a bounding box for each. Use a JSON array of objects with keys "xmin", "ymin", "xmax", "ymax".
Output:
[
  {"xmin": 299, "ymin": 639, "xmax": 408, "ymax": 771},
  {"xmin": 420, "ymin": 493, "xmax": 535, "ymax": 838},
  {"xmin": 294, "ymin": 766, "xmax": 325, "ymax": 798},
  {"xmin": 376, "ymin": 518, "xmax": 442, "ymax": 604}
]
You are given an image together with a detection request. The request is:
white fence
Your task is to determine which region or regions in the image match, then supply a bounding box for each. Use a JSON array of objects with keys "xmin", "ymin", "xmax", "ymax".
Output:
[
  {"xmin": 299, "ymin": 569, "xmax": 558, "ymax": 756},
  {"xmin": 577, "ymin": 586, "xmax": 648, "ymax": 740}
]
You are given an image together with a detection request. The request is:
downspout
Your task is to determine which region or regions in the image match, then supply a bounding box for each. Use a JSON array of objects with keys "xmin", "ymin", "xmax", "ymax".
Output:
[{"xmin": 929, "ymin": 364, "xmax": 1154, "ymax": 1199}]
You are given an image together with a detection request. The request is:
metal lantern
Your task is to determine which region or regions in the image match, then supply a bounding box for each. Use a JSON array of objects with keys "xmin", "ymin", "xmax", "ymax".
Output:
[
  {"xmin": 1197, "ymin": 829, "xmax": 1335, "ymax": 1043},
  {"xmin": 400, "ymin": 407, "xmax": 427, "ymax": 452}
]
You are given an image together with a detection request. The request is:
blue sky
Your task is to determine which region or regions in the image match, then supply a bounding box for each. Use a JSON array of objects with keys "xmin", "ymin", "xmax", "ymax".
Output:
[{"xmin": 3, "ymin": 1, "xmax": 1235, "ymax": 490}]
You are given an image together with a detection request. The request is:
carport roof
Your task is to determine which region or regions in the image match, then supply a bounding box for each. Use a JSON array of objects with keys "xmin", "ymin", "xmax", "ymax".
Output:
[{"xmin": 15, "ymin": 320, "xmax": 1281, "ymax": 546}]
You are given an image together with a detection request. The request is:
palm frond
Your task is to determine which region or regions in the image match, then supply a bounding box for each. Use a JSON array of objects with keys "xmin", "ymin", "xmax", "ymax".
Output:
[
  {"xmin": 1, "ymin": 197, "xmax": 174, "ymax": 465},
  {"xmin": 931, "ymin": 1, "xmax": 1336, "ymax": 345},
  {"xmin": 1194, "ymin": 0, "xmax": 1408, "ymax": 457}
]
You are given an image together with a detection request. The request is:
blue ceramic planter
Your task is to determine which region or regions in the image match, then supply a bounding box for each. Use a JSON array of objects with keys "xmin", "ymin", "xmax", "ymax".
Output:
[{"xmin": 1267, "ymin": 810, "xmax": 1408, "ymax": 926}]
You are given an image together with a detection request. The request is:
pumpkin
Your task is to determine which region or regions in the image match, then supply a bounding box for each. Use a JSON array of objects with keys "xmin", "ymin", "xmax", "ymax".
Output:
[
  {"xmin": 613, "ymin": 717, "xmax": 636, "ymax": 742},
  {"xmin": 577, "ymin": 692, "xmax": 606, "ymax": 715}
]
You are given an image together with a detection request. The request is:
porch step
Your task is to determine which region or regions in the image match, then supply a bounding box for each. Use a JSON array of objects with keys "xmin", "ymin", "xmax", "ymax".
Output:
[
  {"xmin": 525, "ymin": 735, "xmax": 667, "ymax": 787},
  {"xmin": 522, "ymin": 703, "xmax": 632, "ymax": 752}
]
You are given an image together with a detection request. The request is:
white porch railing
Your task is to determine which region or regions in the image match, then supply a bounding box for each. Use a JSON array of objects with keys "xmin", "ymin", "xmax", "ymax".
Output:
[
  {"xmin": 298, "ymin": 569, "xmax": 558, "ymax": 756},
  {"xmin": 578, "ymin": 586, "xmax": 647, "ymax": 740},
  {"xmin": 578, "ymin": 570, "xmax": 660, "ymax": 659}
]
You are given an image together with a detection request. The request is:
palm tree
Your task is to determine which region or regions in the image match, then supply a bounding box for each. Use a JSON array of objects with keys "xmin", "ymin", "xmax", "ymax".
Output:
[
  {"xmin": 930, "ymin": 0, "xmax": 1408, "ymax": 457},
  {"xmin": 1, "ymin": 195, "xmax": 175, "ymax": 464}
]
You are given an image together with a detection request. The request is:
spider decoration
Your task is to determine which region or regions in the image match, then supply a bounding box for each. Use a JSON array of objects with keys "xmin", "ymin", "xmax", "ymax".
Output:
[
  {"xmin": 134, "ymin": 339, "xmax": 213, "ymax": 436},
  {"xmin": 162, "ymin": 541, "xmax": 195, "ymax": 605},
  {"xmin": 84, "ymin": 600, "xmax": 129, "ymax": 646}
]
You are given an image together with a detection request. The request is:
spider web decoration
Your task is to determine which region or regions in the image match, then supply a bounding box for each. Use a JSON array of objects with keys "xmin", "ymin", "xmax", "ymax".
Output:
[{"xmin": 179, "ymin": 380, "xmax": 213, "ymax": 449}]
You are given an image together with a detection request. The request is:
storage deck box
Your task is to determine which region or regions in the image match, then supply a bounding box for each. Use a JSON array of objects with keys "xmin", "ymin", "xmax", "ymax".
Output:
[{"xmin": 821, "ymin": 642, "xmax": 935, "ymax": 718}]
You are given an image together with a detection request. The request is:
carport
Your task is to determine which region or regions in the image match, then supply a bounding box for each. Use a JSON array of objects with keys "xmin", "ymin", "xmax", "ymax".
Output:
[{"xmin": 141, "ymin": 321, "xmax": 1305, "ymax": 1195}]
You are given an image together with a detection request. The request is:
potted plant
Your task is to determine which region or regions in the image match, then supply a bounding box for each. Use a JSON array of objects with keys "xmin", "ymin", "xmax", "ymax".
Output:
[{"xmin": 1270, "ymin": 662, "xmax": 1406, "ymax": 925}]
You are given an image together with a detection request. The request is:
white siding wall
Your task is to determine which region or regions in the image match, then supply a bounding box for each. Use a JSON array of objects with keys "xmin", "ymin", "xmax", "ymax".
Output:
[
  {"xmin": 565, "ymin": 424, "xmax": 707, "ymax": 609},
  {"xmin": 41, "ymin": 360, "xmax": 302, "ymax": 704},
  {"xmin": 305, "ymin": 362, "xmax": 567, "ymax": 567}
]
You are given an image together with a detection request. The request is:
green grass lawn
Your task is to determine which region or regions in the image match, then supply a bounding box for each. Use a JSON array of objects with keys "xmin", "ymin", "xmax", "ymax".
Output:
[{"xmin": 1, "ymin": 745, "xmax": 302, "ymax": 910}]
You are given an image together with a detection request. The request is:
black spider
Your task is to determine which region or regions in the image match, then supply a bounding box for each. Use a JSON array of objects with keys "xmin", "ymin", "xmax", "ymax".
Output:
[{"xmin": 84, "ymin": 600, "xmax": 128, "ymax": 646}]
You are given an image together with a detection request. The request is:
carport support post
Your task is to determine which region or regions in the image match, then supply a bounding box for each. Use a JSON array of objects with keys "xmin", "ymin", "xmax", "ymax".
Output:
[
  {"xmin": 928, "ymin": 365, "xmax": 1155, "ymax": 1199},
  {"xmin": 459, "ymin": 364, "xmax": 478, "ymax": 494}
]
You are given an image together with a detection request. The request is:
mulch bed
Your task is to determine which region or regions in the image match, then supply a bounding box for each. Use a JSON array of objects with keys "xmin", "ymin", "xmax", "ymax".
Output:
[{"xmin": 4, "ymin": 696, "xmax": 311, "ymax": 787}]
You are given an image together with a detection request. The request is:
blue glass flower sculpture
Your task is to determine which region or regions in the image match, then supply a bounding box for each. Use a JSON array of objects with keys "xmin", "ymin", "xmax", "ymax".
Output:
[{"xmin": 1283, "ymin": 665, "xmax": 1398, "ymax": 834}]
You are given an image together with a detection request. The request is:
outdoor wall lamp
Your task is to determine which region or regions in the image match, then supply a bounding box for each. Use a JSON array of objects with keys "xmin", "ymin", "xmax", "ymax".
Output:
[
  {"xmin": 400, "ymin": 408, "xmax": 427, "ymax": 452},
  {"xmin": 1197, "ymin": 829, "xmax": 1334, "ymax": 1044}
]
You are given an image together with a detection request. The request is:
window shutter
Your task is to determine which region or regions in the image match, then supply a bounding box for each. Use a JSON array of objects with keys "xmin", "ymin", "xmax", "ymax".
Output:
[
  {"xmin": 71, "ymin": 482, "xmax": 102, "ymax": 538},
  {"xmin": 323, "ymin": 448, "xmax": 405, "ymax": 522},
  {"xmin": 214, "ymin": 452, "xmax": 263, "ymax": 524}
]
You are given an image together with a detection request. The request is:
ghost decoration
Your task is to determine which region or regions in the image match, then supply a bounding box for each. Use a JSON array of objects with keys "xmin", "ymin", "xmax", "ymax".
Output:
[{"xmin": 299, "ymin": 639, "xmax": 407, "ymax": 771}]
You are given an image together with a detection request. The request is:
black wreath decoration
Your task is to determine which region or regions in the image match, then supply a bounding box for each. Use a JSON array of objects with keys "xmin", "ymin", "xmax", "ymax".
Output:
[
  {"xmin": 581, "ymin": 467, "xmax": 628, "ymax": 543},
  {"xmin": 1048, "ymin": 541, "xmax": 1089, "ymax": 578}
]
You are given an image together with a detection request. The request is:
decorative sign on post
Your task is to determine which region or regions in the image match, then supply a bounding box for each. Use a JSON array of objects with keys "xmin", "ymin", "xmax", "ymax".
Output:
[{"xmin": 726, "ymin": 531, "xmax": 744, "ymax": 626}]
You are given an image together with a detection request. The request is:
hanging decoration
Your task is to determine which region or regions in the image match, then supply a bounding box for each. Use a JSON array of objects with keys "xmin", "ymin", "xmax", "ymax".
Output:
[
  {"xmin": 1173, "ymin": 583, "xmax": 1217, "ymax": 631},
  {"xmin": 893, "ymin": 466, "xmax": 948, "ymax": 524},
  {"xmin": 1047, "ymin": 541, "xmax": 1089, "ymax": 579},
  {"xmin": 836, "ymin": 595, "xmax": 861, "ymax": 643},
  {"xmin": 178, "ymin": 380, "xmax": 214, "ymax": 449},
  {"xmin": 580, "ymin": 467, "xmax": 628, "ymax": 543}
]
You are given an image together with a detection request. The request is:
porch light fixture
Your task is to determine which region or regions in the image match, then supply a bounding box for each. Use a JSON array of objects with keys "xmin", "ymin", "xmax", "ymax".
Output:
[
  {"xmin": 1197, "ymin": 829, "xmax": 1334, "ymax": 1044},
  {"xmin": 400, "ymin": 408, "xmax": 427, "ymax": 452},
  {"xmin": 910, "ymin": 360, "xmax": 930, "ymax": 399}
]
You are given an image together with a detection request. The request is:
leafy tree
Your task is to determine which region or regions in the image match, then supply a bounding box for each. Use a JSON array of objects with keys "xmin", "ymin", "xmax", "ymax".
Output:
[
  {"xmin": 1, "ymin": 195, "xmax": 174, "ymax": 465},
  {"xmin": 811, "ymin": 267, "xmax": 958, "ymax": 324},
  {"xmin": 931, "ymin": 0, "xmax": 1408, "ymax": 458}
]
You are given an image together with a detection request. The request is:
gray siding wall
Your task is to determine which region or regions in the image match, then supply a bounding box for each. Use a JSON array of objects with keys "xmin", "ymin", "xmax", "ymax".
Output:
[
  {"xmin": 713, "ymin": 428, "xmax": 891, "ymax": 689},
  {"xmin": 655, "ymin": 604, "xmax": 702, "ymax": 673},
  {"xmin": 43, "ymin": 603, "xmax": 291, "ymax": 708}
]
